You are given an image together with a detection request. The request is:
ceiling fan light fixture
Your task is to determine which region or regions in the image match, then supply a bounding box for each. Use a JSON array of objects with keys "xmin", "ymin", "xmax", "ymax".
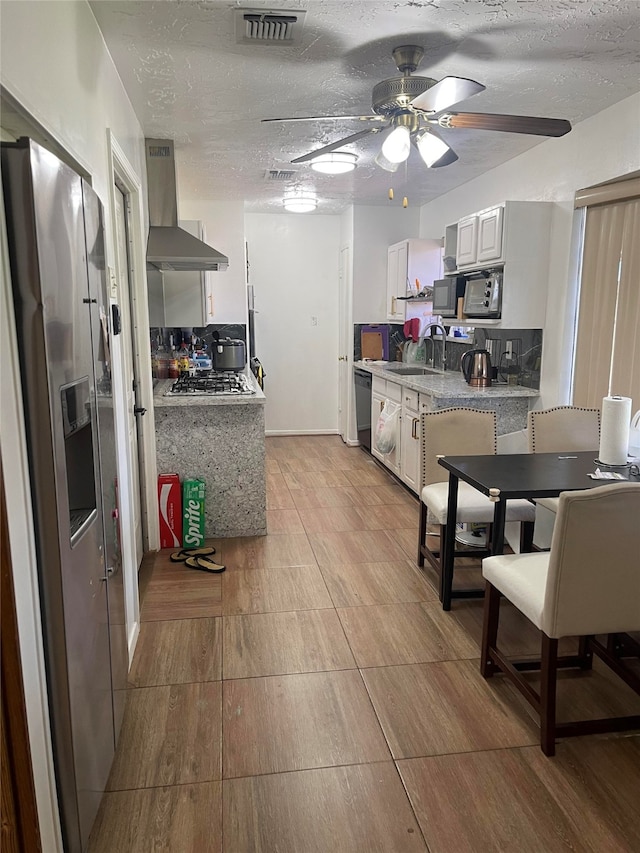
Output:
[
  {"xmin": 416, "ymin": 130, "xmax": 451, "ymax": 168},
  {"xmin": 381, "ymin": 125, "xmax": 411, "ymax": 164},
  {"xmin": 374, "ymin": 149, "xmax": 400, "ymax": 173},
  {"xmin": 282, "ymin": 189, "xmax": 318, "ymax": 213},
  {"xmin": 310, "ymin": 151, "xmax": 358, "ymax": 174}
]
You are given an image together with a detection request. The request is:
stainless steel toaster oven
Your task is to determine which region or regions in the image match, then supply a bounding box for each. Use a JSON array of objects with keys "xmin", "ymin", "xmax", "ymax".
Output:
[{"xmin": 463, "ymin": 271, "xmax": 502, "ymax": 318}]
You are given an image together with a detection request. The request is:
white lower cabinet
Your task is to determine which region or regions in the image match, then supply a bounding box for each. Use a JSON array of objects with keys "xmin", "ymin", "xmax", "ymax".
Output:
[
  {"xmin": 371, "ymin": 377, "xmax": 401, "ymax": 476},
  {"xmin": 370, "ymin": 378, "xmax": 439, "ymax": 493},
  {"xmin": 400, "ymin": 388, "xmax": 420, "ymax": 491}
]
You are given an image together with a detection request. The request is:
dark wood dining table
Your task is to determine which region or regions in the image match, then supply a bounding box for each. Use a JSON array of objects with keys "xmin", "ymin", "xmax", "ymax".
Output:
[{"xmin": 437, "ymin": 450, "xmax": 640, "ymax": 610}]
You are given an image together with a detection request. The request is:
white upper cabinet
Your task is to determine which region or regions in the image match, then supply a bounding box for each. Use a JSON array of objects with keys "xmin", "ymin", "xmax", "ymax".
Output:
[
  {"xmin": 445, "ymin": 201, "xmax": 554, "ymax": 329},
  {"xmin": 386, "ymin": 238, "xmax": 443, "ymax": 321},
  {"xmin": 476, "ymin": 206, "xmax": 504, "ymax": 264},
  {"xmin": 455, "ymin": 216, "xmax": 479, "ymax": 267},
  {"xmin": 456, "ymin": 205, "xmax": 504, "ymax": 268}
]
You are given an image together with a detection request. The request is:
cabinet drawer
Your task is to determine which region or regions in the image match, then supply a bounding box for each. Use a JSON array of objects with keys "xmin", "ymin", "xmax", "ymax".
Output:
[
  {"xmin": 402, "ymin": 388, "xmax": 419, "ymax": 412},
  {"xmin": 385, "ymin": 380, "xmax": 402, "ymax": 403},
  {"xmin": 419, "ymin": 393, "xmax": 433, "ymax": 412},
  {"xmin": 372, "ymin": 376, "xmax": 386, "ymax": 396}
]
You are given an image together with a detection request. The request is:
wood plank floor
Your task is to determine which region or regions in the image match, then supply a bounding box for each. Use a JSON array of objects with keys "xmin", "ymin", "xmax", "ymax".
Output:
[{"xmin": 89, "ymin": 435, "xmax": 640, "ymax": 852}]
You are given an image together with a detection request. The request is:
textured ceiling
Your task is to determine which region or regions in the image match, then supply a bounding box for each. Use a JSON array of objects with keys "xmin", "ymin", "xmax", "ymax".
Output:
[{"xmin": 90, "ymin": 0, "xmax": 640, "ymax": 214}]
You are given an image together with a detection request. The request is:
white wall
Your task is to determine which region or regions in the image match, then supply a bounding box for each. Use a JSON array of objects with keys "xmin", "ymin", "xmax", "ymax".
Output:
[
  {"xmin": 418, "ymin": 93, "xmax": 640, "ymax": 407},
  {"xmin": 1, "ymin": 3, "xmax": 149, "ymax": 847},
  {"xmin": 179, "ymin": 198, "xmax": 247, "ymax": 323},
  {"xmin": 352, "ymin": 205, "xmax": 421, "ymax": 322},
  {"xmin": 244, "ymin": 213, "xmax": 341, "ymax": 433}
]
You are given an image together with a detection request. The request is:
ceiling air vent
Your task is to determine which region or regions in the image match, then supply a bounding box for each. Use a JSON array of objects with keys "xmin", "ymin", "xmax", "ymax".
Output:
[
  {"xmin": 265, "ymin": 169, "xmax": 298, "ymax": 182},
  {"xmin": 235, "ymin": 9, "xmax": 307, "ymax": 45}
]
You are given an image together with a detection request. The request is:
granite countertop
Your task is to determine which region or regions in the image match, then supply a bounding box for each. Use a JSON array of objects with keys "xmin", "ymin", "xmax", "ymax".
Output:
[
  {"xmin": 354, "ymin": 360, "xmax": 540, "ymax": 400},
  {"xmin": 153, "ymin": 370, "xmax": 266, "ymax": 407}
]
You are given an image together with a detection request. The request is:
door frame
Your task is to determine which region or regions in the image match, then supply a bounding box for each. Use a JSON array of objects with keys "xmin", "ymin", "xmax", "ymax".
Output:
[
  {"xmin": 338, "ymin": 243, "xmax": 357, "ymax": 445},
  {"xmin": 106, "ymin": 130, "xmax": 158, "ymax": 662}
]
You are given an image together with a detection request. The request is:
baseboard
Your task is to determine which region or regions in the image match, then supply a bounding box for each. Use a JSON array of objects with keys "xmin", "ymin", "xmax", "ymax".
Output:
[
  {"xmin": 128, "ymin": 620, "xmax": 140, "ymax": 668},
  {"xmin": 265, "ymin": 429, "xmax": 340, "ymax": 436}
]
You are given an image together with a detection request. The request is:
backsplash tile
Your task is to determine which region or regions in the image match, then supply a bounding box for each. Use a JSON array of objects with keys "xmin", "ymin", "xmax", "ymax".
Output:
[
  {"xmin": 151, "ymin": 324, "xmax": 246, "ymax": 355},
  {"xmin": 353, "ymin": 323, "xmax": 542, "ymax": 390}
]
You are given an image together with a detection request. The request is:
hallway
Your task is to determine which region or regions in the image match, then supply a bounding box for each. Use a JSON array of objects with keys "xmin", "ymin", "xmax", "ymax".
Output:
[{"xmin": 88, "ymin": 435, "xmax": 640, "ymax": 852}]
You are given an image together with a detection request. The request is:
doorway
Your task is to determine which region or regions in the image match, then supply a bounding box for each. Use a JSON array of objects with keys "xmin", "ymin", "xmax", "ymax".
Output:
[
  {"xmin": 338, "ymin": 245, "xmax": 353, "ymax": 443},
  {"xmin": 112, "ymin": 183, "xmax": 144, "ymax": 566},
  {"xmin": 106, "ymin": 130, "xmax": 159, "ymax": 662}
]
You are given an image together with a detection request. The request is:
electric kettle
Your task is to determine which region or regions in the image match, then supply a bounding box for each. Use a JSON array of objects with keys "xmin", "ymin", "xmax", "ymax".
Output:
[{"xmin": 461, "ymin": 349, "xmax": 493, "ymax": 387}]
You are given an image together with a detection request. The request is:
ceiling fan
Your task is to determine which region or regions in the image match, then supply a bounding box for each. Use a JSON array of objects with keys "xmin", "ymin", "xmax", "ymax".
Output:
[{"xmin": 262, "ymin": 45, "xmax": 571, "ymax": 171}]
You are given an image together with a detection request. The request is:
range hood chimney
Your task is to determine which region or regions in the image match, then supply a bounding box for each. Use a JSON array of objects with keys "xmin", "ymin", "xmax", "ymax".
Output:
[{"xmin": 145, "ymin": 139, "xmax": 229, "ymax": 271}]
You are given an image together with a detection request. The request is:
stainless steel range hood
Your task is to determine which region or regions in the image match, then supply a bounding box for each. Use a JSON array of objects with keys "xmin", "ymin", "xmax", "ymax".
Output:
[{"xmin": 145, "ymin": 138, "xmax": 229, "ymax": 271}]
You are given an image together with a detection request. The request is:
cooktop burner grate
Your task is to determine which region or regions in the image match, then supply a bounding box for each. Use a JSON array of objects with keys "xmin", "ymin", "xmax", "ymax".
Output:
[{"xmin": 166, "ymin": 371, "xmax": 255, "ymax": 396}]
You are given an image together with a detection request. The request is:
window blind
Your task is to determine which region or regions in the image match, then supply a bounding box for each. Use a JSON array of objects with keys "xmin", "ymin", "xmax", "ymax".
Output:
[{"xmin": 572, "ymin": 194, "xmax": 639, "ymax": 413}]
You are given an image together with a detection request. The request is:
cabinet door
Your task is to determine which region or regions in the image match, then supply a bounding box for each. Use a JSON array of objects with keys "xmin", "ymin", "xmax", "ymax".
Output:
[
  {"xmin": 371, "ymin": 391, "xmax": 386, "ymax": 462},
  {"xmin": 204, "ymin": 271, "xmax": 216, "ymax": 324},
  {"xmin": 163, "ymin": 270, "xmax": 206, "ymax": 326},
  {"xmin": 371, "ymin": 390, "xmax": 401, "ymax": 473},
  {"xmin": 456, "ymin": 216, "xmax": 478, "ymax": 267},
  {"xmin": 400, "ymin": 397, "xmax": 420, "ymax": 492},
  {"xmin": 386, "ymin": 242, "xmax": 406, "ymax": 321},
  {"xmin": 476, "ymin": 206, "xmax": 504, "ymax": 264}
]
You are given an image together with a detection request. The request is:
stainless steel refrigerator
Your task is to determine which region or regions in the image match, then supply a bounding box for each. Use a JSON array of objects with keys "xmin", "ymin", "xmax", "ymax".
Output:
[{"xmin": 2, "ymin": 138, "xmax": 128, "ymax": 853}]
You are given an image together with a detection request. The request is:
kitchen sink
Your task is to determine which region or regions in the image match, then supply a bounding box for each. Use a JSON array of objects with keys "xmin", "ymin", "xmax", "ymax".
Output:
[{"xmin": 383, "ymin": 366, "xmax": 441, "ymax": 376}]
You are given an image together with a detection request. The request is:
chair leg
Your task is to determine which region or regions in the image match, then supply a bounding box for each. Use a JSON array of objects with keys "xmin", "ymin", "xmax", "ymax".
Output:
[
  {"xmin": 441, "ymin": 524, "xmax": 454, "ymax": 611},
  {"xmin": 481, "ymin": 582, "xmax": 501, "ymax": 677},
  {"xmin": 520, "ymin": 520, "xmax": 535, "ymax": 554},
  {"xmin": 540, "ymin": 633, "xmax": 559, "ymax": 756},
  {"xmin": 578, "ymin": 635, "xmax": 594, "ymax": 670},
  {"xmin": 417, "ymin": 501, "xmax": 427, "ymax": 567}
]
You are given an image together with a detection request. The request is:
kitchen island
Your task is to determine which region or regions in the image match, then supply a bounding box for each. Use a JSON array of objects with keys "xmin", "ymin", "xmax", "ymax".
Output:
[
  {"xmin": 356, "ymin": 360, "xmax": 539, "ymax": 434},
  {"xmin": 154, "ymin": 372, "xmax": 266, "ymax": 537}
]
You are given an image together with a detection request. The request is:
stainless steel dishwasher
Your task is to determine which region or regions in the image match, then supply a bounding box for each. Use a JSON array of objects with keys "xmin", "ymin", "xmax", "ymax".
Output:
[{"xmin": 354, "ymin": 368, "xmax": 372, "ymax": 451}]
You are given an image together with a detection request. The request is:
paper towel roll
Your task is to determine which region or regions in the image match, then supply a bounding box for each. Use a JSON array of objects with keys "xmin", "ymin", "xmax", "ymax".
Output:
[{"xmin": 599, "ymin": 396, "xmax": 632, "ymax": 465}]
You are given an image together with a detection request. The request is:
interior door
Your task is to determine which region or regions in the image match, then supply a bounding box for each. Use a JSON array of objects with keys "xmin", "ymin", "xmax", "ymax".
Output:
[
  {"xmin": 338, "ymin": 246, "xmax": 350, "ymax": 442},
  {"xmin": 113, "ymin": 185, "xmax": 143, "ymax": 566}
]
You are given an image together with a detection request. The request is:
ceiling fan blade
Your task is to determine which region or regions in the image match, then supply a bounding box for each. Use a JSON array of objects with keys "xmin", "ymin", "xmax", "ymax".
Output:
[
  {"xmin": 442, "ymin": 112, "xmax": 572, "ymax": 137},
  {"xmin": 291, "ymin": 128, "xmax": 382, "ymax": 164},
  {"xmin": 411, "ymin": 77, "xmax": 485, "ymax": 114},
  {"xmin": 262, "ymin": 115, "xmax": 386, "ymax": 124}
]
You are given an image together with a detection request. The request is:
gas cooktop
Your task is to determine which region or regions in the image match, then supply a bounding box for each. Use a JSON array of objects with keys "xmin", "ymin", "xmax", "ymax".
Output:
[{"xmin": 165, "ymin": 371, "xmax": 255, "ymax": 396}]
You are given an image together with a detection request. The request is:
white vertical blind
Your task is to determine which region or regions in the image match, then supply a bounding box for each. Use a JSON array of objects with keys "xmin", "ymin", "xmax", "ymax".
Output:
[{"xmin": 572, "ymin": 190, "xmax": 640, "ymax": 414}]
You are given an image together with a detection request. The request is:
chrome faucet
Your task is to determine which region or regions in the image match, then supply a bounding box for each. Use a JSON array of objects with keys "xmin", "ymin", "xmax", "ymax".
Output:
[{"xmin": 423, "ymin": 322, "xmax": 447, "ymax": 371}]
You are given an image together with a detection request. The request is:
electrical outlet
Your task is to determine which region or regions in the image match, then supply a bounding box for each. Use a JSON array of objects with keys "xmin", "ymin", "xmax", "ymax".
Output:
[
  {"xmin": 311, "ymin": 316, "xmax": 318, "ymax": 327},
  {"xmin": 505, "ymin": 340, "xmax": 513, "ymax": 358}
]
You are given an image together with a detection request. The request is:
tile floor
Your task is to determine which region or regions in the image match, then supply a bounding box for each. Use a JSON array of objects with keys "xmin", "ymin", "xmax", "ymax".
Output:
[{"xmin": 88, "ymin": 435, "xmax": 640, "ymax": 852}]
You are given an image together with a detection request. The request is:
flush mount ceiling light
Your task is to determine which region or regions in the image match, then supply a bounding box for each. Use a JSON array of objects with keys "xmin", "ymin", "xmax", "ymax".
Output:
[
  {"xmin": 415, "ymin": 129, "xmax": 451, "ymax": 167},
  {"xmin": 381, "ymin": 125, "xmax": 411, "ymax": 164},
  {"xmin": 282, "ymin": 189, "xmax": 317, "ymax": 212},
  {"xmin": 309, "ymin": 151, "xmax": 358, "ymax": 174}
]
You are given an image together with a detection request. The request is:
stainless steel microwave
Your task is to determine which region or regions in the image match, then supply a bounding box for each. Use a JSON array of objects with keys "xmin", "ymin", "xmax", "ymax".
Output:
[
  {"xmin": 463, "ymin": 272, "xmax": 502, "ymax": 318},
  {"xmin": 432, "ymin": 276, "xmax": 467, "ymax": 318}
]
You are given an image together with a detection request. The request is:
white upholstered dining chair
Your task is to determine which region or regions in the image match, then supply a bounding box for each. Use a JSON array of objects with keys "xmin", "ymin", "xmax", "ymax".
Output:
[
  {"xmin": 481, "ymin": 482, "xmax": 640, "ymax": 756},
  {"xmin": 527, "ymin": 405, "xmax": 601, "ymax": 454},
  {"xmin": 527, "ymin": 405, "xmax": 601, "ymax": 515},
  {"xmin": 417, "ymin": 407, "xmax": 536, "ymax": 610}
]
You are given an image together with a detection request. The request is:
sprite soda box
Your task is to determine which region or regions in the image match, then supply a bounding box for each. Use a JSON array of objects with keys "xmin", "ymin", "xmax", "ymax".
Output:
[{"xmin": 182, "ymin": 478, "xmax": 205, "ymax": 549}]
